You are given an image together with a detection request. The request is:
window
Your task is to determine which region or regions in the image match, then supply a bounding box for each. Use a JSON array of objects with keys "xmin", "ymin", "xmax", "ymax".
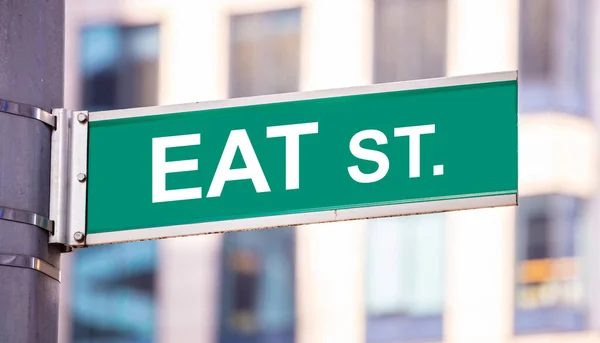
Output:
[
  {"xmin": 72, "ymin": 241, "xmax": 158, "ymax": 343},
  {"xmin": 81, "ymin": 24, "xmax": 160, "ymax": 111},
  {"xmin": 366, "ymin": 214, "xmax": 445, "ymax": 342},
  {"xmin": 229, "ymin": 8, "xmax": 302, "ymax": 98},
  {"xmin": 219, "ymin": 229, "xmax": 296, "ymax": 343},
  {"xmin": 373, "ymin": 0, "xmax": 447, "ymax": 83},
  {"xmin": 72, "ymin": 23, "xmax": 160, "ymax": 343},
  {"xmin": 518, "ymin": 0, "xmax": 587, "ymax": 114},
  {"xmin": 515, "ymin": 195, "xmax": 587, "ymax": 333}
]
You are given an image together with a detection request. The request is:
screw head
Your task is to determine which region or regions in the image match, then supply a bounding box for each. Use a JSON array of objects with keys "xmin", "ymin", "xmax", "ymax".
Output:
[
  {"xmin": 77, "ymin": 173, "xmax": 87, "ymax": 182},
  {"xmin": 77, "ymin": 112, "xmax": 88, "ymax": 123},
  {"xmin": 74, "ymin": 231, "xmax": 85, "ymax": 242}
]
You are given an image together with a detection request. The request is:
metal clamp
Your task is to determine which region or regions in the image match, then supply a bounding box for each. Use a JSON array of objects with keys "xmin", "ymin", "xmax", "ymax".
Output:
[
  {"xmin": 0, "ymin": 253, "xmax": 60, "ymax": 281},
  {"xmin": 0, "ymin": 205, "xmax": 54, "ymax": 233},
  {"xmin": 0, "ymin": 98, "xmax": 56, "ymax": 128},
  {"xmin": 49, "ymin": 109, "xmax": 88, "ymax": 250}
]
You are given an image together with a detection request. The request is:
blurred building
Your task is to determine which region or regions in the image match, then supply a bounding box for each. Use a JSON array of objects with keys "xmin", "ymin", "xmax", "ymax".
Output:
[{"xmin": 59, "ymin": 0, "xmax": 600, "ymax": 342}]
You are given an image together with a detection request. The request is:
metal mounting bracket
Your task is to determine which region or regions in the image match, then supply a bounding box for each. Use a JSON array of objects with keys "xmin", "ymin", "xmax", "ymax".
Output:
[
  {"xmin": 0, "ymin": 205, "xmax": 53, "ymax": 233},
  {"xmin": 49, "ymin": 109, "xmax": 88, "ymax": 251},
  {"xmin": 0, "ymin": 98, "xmax": 56, "ymax": 128},
  {"xmin": 0, "ymin": 253, "xmax": 60, "ymax": 281}
]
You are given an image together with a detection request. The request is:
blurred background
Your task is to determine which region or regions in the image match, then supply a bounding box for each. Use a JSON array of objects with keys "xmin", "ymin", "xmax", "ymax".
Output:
[{"xmin": 57, "ymin": 0, "xmax": 600, "ymax": 342}]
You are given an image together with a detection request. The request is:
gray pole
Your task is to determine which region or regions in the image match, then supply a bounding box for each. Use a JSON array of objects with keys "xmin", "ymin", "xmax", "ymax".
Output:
[{"xmin": 0, "ymin": 1, "xmax": 64, "ymax": 343}]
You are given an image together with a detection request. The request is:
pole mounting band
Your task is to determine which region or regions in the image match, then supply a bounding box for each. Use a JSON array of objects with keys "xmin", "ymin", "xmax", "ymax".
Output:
[
  {"xmin": 0, "ymin": 98, "xmax": 56, "ymax": 128},
  {"xmin": 0, "ymin": 205, "xmax": 54, "ymax": 234},
  {"xmin": 0, "ymin": 253, "xmax": 60, "ymax": 281}
]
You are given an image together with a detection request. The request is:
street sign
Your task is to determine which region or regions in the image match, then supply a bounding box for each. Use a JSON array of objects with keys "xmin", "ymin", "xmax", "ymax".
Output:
[{"xmin": 85, "ymin": 71, "xmax": 518, "ymax": 245}]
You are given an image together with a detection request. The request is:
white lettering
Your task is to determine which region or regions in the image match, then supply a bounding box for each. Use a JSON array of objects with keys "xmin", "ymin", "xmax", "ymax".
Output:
[
  {"xmin": 207, "ymin": 129, "xmax": 270, "ymax": 197},
  {"xmin": 152, "ymin": 134, "xmax": 202, "ymax": 203},
  {"xmin": 267, "ymin": 122, "xmax": 319, "ymax": 190},
  {"xmin": 348, "ymin": 129, "xmax": 389, "ymax": 183},
  {"xmin": 394, "ymin": 124, "xmax": 435, "ymax": 178}
]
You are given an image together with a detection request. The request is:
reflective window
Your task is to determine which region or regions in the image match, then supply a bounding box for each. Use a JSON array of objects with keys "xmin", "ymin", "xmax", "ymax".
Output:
[
  {"xmin": 518, "ymin": 0, "xmax": 587, "ymax": 114},
  {"xmin": 366, "ymin": 214, "xmax": 445, "ymax": 342},
  {"xmin": 81, "ymin": 24, "xmax": 160, "ymax": 111},
  {"xmin": 220, "ymin": 229, "xmax": 296, "ymax": 343},
  {"xmin": 373, "ymin": 0, "xmax": 447, "ymax": 83},
  {"xmin": 229, "ymin": 8, "xmax": 302, "ymax": 98},
  {"xmin": 72, "ymin": 241, "xmax": 158, "ymax": 343},
  {"xmin": 73, "ymin": 23, "xmax": 160, "ymax": 343},
  {"xmin": 515, "ymin": 195, "xmax": 587, "ymax": 333}
]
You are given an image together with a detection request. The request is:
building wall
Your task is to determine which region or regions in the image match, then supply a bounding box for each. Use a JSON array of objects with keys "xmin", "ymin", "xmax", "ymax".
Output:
[{"xmin": 61, "ymin": 0, "xmax": 600, "ymax": 342}]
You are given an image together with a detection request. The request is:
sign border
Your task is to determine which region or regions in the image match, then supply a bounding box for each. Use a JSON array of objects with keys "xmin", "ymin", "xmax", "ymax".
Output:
[
  {"xmin": 85, "ymin": 71, "xmax": 518, "ymax": 246},
  {"xmin": 86, "ymin": 194, "xmax": 516, "ymax": 245},
  {"xmin": 89, "ymin": 71, "xmax": 517, "ymax": 122}
]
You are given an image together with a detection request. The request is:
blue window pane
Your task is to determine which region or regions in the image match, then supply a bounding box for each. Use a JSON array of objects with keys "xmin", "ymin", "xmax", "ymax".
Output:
[
  {"xmin": 81, "ymin": 26, "xmax": 120, "ymax": 78},
  {"xmin": 229, "ymin": 8, "xmax": 301, "ymax": 98},
  {"xmin": 81, "ymin": 24, "xmax": 159, "ymax": 112},
  {"xmin": 366, "ymin": 214, "xmax": 445, "ymax": 342},
  {"xmin": 518, "ymin": 0, "xmax": 587, "ymax": 115},
  {"xmin": 220, "ymin": 228, "xmax": 296, "ymax": 343},
  {"xmin": 72, "ymin": 241, "xmax": 158, "ymax": 343},
  {"xmin": 515, "ymin": 195, "xmax": 587, "ymax": 334},
  {"xmin": 373, "ymin": 0, "xmax": 447, "ymax": 83}
]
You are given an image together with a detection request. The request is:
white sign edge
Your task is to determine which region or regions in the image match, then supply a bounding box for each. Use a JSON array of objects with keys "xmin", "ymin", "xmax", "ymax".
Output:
[
  {"xmin": 85, "ymin": 193, "xmax": 517, "ymax": 246},
  {"xmin": 89, "ymin": 70, "xmax": 518, "ymax": 122}
]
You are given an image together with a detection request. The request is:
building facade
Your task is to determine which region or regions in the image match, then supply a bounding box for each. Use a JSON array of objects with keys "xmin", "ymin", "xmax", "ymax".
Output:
[{"xmin": 59, "ymin": 0, "xmax": 600, "ymax": 342}]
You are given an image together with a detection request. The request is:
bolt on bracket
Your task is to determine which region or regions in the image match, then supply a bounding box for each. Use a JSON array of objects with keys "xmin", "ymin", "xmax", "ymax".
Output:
[{"xmin": 49, "ymin": 109, "xmax": 88, "ymax": 251}]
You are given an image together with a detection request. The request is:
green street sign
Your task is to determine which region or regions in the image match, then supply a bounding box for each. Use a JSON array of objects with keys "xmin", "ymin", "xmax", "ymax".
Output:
[{"xmin": 84, "ymin": 71, "xmax": 518, "ymax": 245}]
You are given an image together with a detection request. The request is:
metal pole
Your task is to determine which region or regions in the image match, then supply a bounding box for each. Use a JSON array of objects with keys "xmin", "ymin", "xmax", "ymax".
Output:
[{"xmin": 0, "ymin": 1, "xmax": 64, "ymax": 342}]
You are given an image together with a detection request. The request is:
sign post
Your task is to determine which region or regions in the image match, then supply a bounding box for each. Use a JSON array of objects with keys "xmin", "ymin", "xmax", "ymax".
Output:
[
  {"xmin": 0, "ymin": 1, "xmax": 64, "ymax": 342},
  {"xmin": 72, "ymin": 71, "xmax": 517, "ymax": 246}
]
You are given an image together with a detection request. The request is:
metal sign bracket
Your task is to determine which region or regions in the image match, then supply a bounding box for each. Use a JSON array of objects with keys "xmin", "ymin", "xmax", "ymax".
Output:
[
  {"xmin": 49, "ymin": 109, "xmax": 89, "ymax": 251},
  {"xmin": 0, "ymin": 98, "xmax": 57, "ymax": 128}
]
